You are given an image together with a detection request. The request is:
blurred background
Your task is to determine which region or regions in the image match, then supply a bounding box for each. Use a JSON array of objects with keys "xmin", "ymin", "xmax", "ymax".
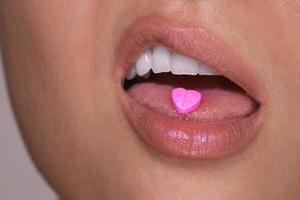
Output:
[{"xmin": 0, "ymin": 53, "xmax": 57, "ymax": 199}]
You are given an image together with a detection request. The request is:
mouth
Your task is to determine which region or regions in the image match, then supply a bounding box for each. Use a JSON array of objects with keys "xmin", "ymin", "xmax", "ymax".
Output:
[{"xmin": 115, "ymin": 16, "xmax": 267, "ymax": 160}]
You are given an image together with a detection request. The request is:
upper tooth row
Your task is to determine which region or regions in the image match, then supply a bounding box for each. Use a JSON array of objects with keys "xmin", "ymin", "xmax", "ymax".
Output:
[{"xmin": 126, "ymin": 45, "xmax": 220, "ymax": 80}]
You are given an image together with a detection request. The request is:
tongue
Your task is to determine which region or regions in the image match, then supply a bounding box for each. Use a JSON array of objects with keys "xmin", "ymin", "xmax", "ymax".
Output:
[{"xmin": 127, "ymin": 75, "xmax": 258, "ymax": 122}]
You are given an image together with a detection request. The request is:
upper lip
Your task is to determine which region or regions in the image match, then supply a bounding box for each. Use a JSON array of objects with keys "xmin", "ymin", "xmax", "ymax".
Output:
[
  {"xmin": 113, "ymin": 15, "xmax": 267, "ymax": 159},
  {"xmin": 115, "ymin": 15, "xmax": 267, "ymax": 105}
]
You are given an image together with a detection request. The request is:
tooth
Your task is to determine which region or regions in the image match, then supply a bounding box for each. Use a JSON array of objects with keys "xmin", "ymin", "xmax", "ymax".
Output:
[
  {"xmin": 171, "ymin": 53, "xmax": 200, "ymax": 75},
  {"xmin": 126, "ymin": 66, "xmax": 137, "ymax": 80},
  {"xmin": 152, "ymin": 45, "xmax": 171, "ymax": 74},
  {"xmin": 135, "ymin": 50, "xmax": 152, "ymax": 76},
  {"xmin": 198, "ymin": 64, "xmax": 219, "ymax": 75}
]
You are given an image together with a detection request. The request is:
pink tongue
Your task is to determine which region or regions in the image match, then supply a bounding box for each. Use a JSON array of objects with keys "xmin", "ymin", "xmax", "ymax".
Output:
[{"xmin": 127, "ymin": 76, "xmax": 258, "ymax": 121}]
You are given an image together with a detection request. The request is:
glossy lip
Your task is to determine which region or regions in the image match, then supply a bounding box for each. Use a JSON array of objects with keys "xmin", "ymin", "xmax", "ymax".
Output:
[{"xmin": 114, "ymin": 15, "xmax": 267, "ymax": 160}]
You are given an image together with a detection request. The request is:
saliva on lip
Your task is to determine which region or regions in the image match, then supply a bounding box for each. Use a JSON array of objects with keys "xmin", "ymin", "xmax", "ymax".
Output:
[{"xmin": 171, "ymin": 87, "xmax": 202, "ymax": 114}]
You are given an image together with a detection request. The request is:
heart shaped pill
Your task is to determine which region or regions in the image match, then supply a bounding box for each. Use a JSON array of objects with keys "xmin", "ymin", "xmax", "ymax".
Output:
[{"xmin": 171, "ymin": 87, "xmax": 202, "ymax": 114}]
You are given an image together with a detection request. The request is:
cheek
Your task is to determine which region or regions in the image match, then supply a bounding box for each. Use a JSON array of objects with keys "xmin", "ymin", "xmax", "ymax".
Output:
[
  {"xmin": 240, "ymin": 1, "xmax": 300, "ymax": 188},
  {"xmin": 0, "ymin": 0, "xmax": 138, "ymax": 196},
  {"xmin": 198, "ymin": 1, "xmax": 300, "ymax": 191},
  {"xmin": 0, "ymin": 0, "xmax": 126, "ymax": 125}
]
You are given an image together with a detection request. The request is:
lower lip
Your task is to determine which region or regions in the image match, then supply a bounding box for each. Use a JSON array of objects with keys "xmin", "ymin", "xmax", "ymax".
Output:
[
  {"xmin": 120, "ymin": 88, "xmax": 264, "ymax": 160},
  {"xmin": 115, "ymin": 16, "xmax": 266, "ymax": 160}
]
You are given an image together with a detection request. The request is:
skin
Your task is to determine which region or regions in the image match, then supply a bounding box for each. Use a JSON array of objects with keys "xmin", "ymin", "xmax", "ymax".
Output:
[{"xmin": 1, "ymin": 0, "xmax": 300, "ymax": 199}]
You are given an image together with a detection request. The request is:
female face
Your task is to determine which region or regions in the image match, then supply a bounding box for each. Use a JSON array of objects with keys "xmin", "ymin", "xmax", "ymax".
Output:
[{"xmin": 1, "ymin": 1, "xmax": 300, "ymax": 199}]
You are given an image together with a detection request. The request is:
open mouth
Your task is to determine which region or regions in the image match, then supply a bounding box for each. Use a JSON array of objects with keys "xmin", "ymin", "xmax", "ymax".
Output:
[
  {"xmin": 115, "ymin": 16, "xmax": 266, "ymax": 160},
  {"xmin": 124, "ymin": 45, "xmax": 259, "ymax": 122}
]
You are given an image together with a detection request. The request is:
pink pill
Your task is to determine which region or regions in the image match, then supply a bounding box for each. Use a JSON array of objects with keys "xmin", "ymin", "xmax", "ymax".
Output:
[{"xmin": 171, "ymin": 87, "xmax": 202, "ymax": 114}]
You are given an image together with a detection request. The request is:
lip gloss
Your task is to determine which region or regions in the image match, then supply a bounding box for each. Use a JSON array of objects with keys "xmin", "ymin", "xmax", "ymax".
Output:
[{"xmin": 117, "ymin": 15, "xmax": 266, "ymax": 159}]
